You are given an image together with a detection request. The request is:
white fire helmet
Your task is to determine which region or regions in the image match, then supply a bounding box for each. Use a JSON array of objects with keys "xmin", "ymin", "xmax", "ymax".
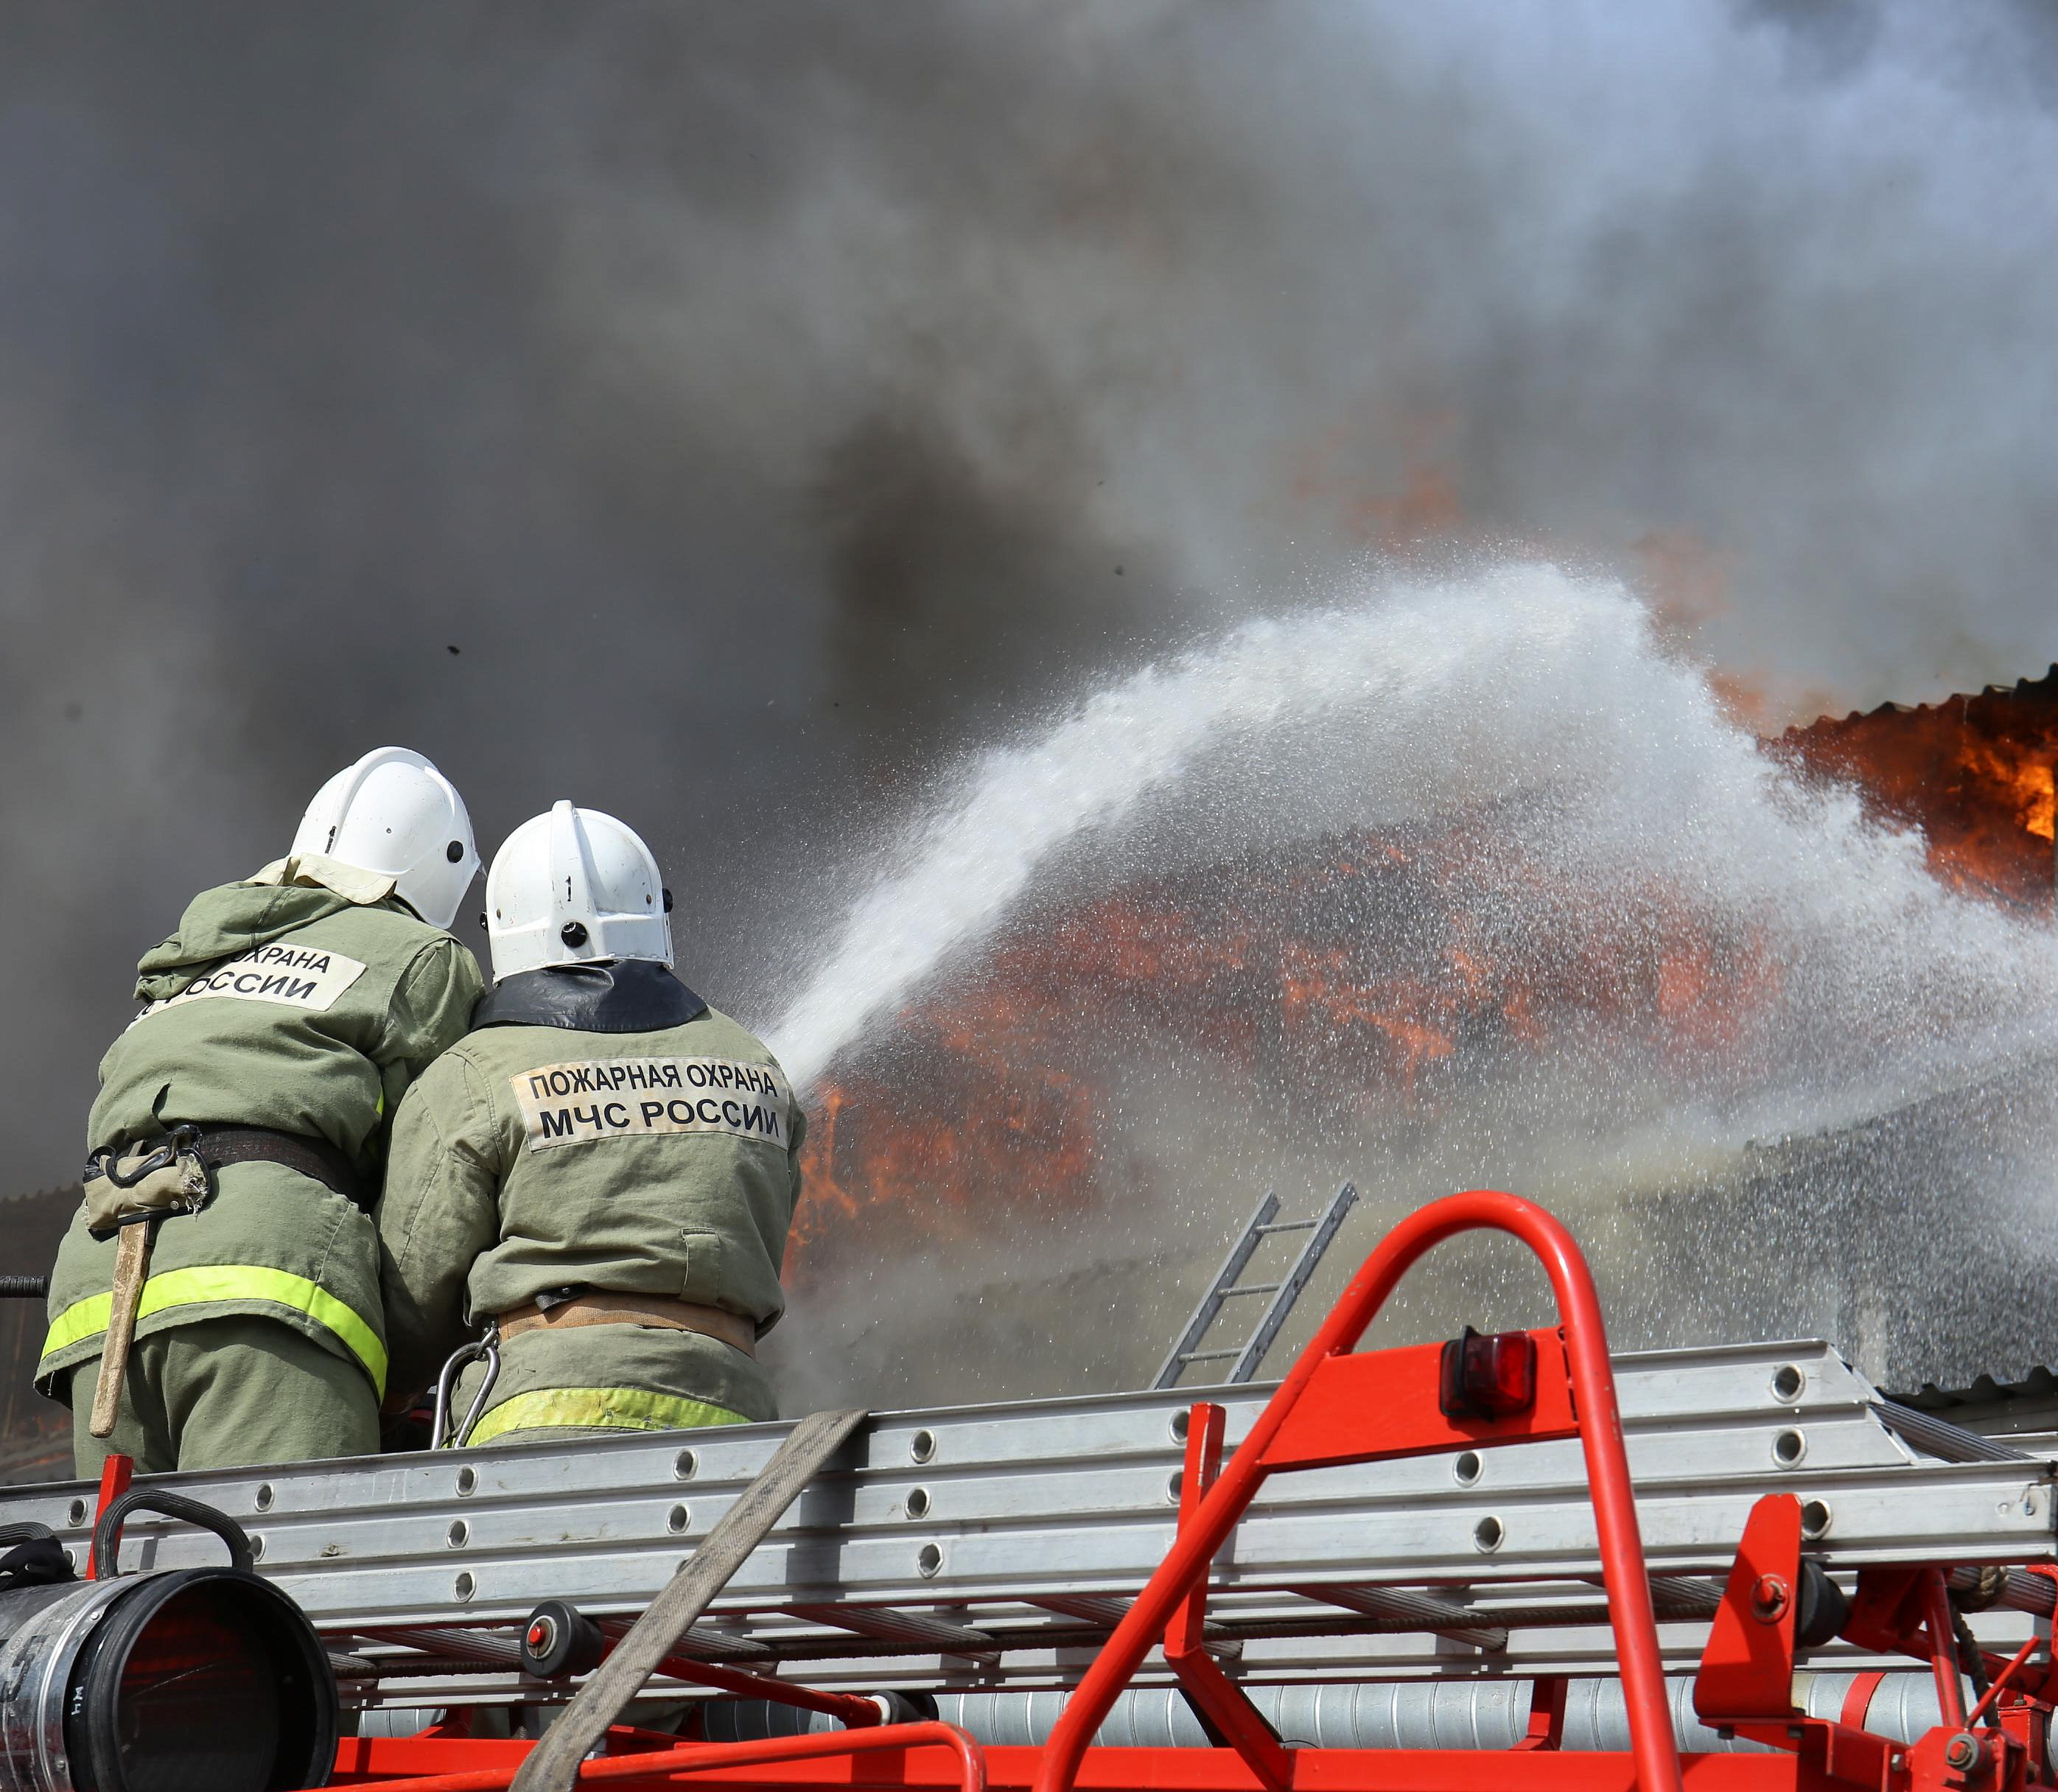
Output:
[
  {"xmin": 486, "ymin": 801, "xmax": 673, "ymax": 981},
  {"xmin": 290, "ymin": 746, "xmax": 480, "ymax": 931}
]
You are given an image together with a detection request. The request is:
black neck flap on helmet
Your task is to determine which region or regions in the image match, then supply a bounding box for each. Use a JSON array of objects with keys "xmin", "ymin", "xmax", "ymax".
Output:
[{"xmin": 472, "ymin": 959, "xmax": 708, "ymax": 1035}]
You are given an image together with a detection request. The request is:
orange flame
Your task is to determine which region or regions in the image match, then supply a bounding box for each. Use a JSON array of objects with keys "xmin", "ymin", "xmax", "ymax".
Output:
[{"xmin": 1779, "ymin": 668, "xmax": 2058, "ymax": 908}]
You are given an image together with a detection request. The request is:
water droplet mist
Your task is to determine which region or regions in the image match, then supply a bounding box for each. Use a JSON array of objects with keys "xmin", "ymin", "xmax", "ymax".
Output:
[{"xmin": 763, "ymin": 564, "xmax": 2058, "ymax": 1406}]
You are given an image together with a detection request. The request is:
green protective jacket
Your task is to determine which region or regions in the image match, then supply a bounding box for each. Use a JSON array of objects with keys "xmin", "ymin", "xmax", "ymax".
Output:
[
  {"xmin": 377, "ymin": 963, "xmax": 804, "ymax": 1435},
  {"xmin": 38, "ymin": 860, "xmax": 485, "ymax": 1403}
]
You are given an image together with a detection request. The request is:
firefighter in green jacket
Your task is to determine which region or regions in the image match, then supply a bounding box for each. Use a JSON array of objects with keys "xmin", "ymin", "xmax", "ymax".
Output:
[
  {"xmin": 378, "ymin": 802, "xmax": 802, "ymax": 1445},
  {"xmin": 38, "ymin": 747, "xmax": 485, "ymax": 1474}
]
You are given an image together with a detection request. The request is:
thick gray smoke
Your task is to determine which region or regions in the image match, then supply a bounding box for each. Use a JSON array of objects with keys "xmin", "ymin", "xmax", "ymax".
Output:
[{"xmin": 2, "ymin": 0, "xmax": 2054, "ymax": 1212}]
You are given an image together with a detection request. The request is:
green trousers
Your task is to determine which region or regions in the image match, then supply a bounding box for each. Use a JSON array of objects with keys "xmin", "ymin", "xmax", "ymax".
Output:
[{"xmin": 69, "ymin": 1314, "xmax": 378, "ymax": 1477}]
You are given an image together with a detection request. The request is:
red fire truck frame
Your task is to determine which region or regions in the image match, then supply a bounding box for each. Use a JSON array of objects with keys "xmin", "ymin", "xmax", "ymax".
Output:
[{"xmin": 121, "ymin": 1189, "xmax": 2054, "ymax": 1792}]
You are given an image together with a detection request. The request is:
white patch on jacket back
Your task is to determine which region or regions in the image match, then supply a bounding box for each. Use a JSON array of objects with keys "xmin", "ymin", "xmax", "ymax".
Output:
[
  {"xmin": 135, "ymin": 945, "xmax": 371, "ymax": 1021},
  {"xmin": 513, "ymin": 1056, "xmax": 791, "ymax": 1152}
]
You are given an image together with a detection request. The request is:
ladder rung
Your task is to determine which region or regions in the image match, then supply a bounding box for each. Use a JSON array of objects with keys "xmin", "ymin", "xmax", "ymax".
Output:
[
  {"xmin": 1253, "ymin": 1220, "xmax": 1317, "ymax": 1235},
  {"xmin": 1218, "ymin": 1283, "xmax": 1281, "ymax": 1297},
  {"xmin": 1180, "ymin": 1348, "xmax": 1242, "ymax": 1362}
]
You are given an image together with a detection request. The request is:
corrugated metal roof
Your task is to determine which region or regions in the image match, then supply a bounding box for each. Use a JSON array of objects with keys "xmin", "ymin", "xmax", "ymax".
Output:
[
  {"xmin": 1887, "ymin": 1367, "xmax": 2058, "ymax": 1452},
  {"xmin": 1786, "ymin": 662, "xmax": 2058, "ymax": 738}
]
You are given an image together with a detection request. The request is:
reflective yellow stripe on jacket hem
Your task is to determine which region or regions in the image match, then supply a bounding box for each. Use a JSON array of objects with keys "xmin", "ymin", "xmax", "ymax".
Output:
[
  {"xmin": 466, "ymin": 1387, "xmax": 748, "ymax": 1445},
  {"xmin": 39, "ymin": 1267, "xmax": 387, "ymax": 1396}
]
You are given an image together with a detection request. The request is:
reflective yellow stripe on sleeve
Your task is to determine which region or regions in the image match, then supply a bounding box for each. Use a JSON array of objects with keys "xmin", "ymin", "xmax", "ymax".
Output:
[
  {"xmin": 40, "ymin": 1266, "xmax": 388, "ymax": 1396},
  {"xmin": 466, "ymin": 1387, "xmax": 748, "ymax": 1445}
]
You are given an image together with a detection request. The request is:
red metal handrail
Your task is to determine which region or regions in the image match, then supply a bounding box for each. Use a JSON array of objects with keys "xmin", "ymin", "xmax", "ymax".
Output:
[
  {"xmin": 1032, "ymin": 1189, "xmax": 1683, "ymax": 1792},
  {"xmin": 354, "ymin": 1721, "xmax": 987, "ymax": 1792}
]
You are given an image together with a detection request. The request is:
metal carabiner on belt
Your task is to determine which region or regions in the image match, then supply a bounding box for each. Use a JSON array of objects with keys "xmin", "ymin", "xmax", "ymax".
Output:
[
  {"xmin": 89, "ymin": 1122, "xmax": 203, "ymax": 1190},
  {"xmin": 429, "ymin": 1326, "xmax": 501, "ymax": 1450}
]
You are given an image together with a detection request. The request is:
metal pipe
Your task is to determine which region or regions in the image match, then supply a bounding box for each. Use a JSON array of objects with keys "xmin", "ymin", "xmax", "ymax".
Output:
[
  {"xmin": 351, "ymin": 1720, "xmax": 987, "ymax": 1792},
  {"xmin": 1921, "ymin": 1568, "xmax": 1970, "ymax": 1731},
  {"xmin": 649, "ymin": 1652, "xmax": 886, "ymax": 1728},
  {"xmin": 709, "ymin": 1673, "xmax": 1984, "ymax": 1757}
]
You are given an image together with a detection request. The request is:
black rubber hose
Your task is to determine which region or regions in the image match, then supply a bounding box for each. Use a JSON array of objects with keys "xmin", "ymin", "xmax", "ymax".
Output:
[{"xmin": 0, "ymin": 1275, "xmax": 48, "ymax": 1298}]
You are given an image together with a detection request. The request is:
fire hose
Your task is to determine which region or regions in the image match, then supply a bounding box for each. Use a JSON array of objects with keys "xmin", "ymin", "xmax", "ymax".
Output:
[{"xmin": 0, "ymin": 1488, "xmax": 337, "ymax": 1792}]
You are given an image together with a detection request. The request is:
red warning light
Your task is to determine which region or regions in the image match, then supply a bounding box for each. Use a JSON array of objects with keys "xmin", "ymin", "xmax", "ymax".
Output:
[{"xmin": 1438, "ymin": 1326, "xmax": 1539, "ymax": 1420}]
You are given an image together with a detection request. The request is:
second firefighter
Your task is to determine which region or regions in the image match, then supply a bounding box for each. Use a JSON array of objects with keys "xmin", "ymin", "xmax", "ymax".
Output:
[{"xmin": 377, "ymin": 802, "xmax": 802, "ymax": 1444}]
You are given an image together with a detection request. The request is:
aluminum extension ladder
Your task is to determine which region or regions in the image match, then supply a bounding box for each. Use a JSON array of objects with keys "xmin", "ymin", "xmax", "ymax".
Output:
[{"xmin": 1151, "ymin": 1184, "xmax": 1358, "ymax": 1388}]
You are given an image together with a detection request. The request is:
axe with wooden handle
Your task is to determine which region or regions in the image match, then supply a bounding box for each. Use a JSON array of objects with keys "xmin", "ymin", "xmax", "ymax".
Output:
[
  {"xmin": 81, "ymin": 1124, "xmax": 208, "ymax": 1441},
  {"xmin": 88, "ymin": 1217, "xmax": 155, "ymax": 1440}
]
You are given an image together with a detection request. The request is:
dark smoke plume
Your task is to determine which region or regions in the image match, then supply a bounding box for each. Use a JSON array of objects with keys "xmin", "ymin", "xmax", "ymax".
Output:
[{"xmin": 2, "ymin": 0, "xmax": 2054, "ymax": 1209}]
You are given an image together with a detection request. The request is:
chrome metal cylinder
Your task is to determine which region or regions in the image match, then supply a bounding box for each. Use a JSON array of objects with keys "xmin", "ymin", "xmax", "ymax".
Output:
[
  {"xmin": 0, "ymin": 1576, "xmax": 135, "ymax": 1792},
  {"xmin": 0, "ymin": 1567, "xmax": 336, "ymax": 1792},
  {"xmin": 705, "ymin": 1673, "xmax": 1978, "ymax": 1758}
]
